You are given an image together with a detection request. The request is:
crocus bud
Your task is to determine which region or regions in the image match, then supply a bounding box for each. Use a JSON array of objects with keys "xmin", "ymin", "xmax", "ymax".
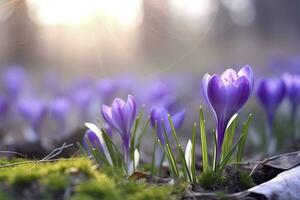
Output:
[
  {"xmin": 256, "ymin": 78, "xmax": 286, "ymax": 125},
  {"xmin": 150, "ymin": 107, "xmax": 185, "ymax": 145},
  {"xmin": 283, "ymin": 73, "xmax": 300, "ymax": 109},
  {"xmin": 101, "ymin": 95, "xmax": 136, "ymax": 164}
]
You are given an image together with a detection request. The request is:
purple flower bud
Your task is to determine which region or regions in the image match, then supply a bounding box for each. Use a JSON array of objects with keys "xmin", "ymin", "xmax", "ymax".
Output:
[
  {"xmin": 202, "ymin": 65, "xmax": 253, "ymax": 160},
  {"xmin": 150, "ymin": 107, "xmax": 185, "ymax": 145},
  {"xmin": 83, "ymin": 129, "xmax": 104, "ymax": 153},
  {"xmin": 18, "ymin": 99, "xmax": 47, "ymax": 132},
  {"xmin": 282, "ymin": 73, "xmax": 300, "ymax": 108},
  {"xmin": 256, "ymin": 78, "xmax": 286, "ymax": 124},
  {"xmin": 2, "ymin": 65, "xmax": 26, "ymax": 98},
  {"xmin": 49, "ymin": 97, "xmax": 71, "ymax": 122},
  {"xmin": 101, "ymin": 95, "xmax": 137, "ymax": 161}
]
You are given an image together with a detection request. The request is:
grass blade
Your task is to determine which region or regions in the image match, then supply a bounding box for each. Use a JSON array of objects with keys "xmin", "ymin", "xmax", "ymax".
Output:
[
  {"xmin": 211, "ymin": 129, "xmax": 217, "ymax": 171},
  {"xmin": 221, "ymin": 113, "xmax": 238, "ymax": 162},
  {"xmin": 191, "ymin": 123, "xmax": 197, "ymax": 183},
  {"xmin": 215, "ymin": 134, "xmax": 244, "ymax": 178},
  {"xmin": 236, "ymin": 113, "xmax": 253, "ymax": 162},
  {"xmin": 199, "ymin": 107, "xmax": 209, "ymax": 173},
  {"xmin": 157, "ymin": 139, "xmax": 178, "ymax": 179}
]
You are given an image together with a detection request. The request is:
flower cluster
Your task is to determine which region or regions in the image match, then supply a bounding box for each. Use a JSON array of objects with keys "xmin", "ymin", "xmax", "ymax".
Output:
[{"xmin": 83, "ymin": 65, "xmax": 254, "ymax": 182}]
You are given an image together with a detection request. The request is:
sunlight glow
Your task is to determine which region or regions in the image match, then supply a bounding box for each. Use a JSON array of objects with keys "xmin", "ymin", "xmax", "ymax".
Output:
[
  {"xmin": 168, "ymin": 0, "xmax": 218, "ymax": 19},
  {"xmin": 27, "ymin": 0, "xmax": 143, "ymax": 28}
]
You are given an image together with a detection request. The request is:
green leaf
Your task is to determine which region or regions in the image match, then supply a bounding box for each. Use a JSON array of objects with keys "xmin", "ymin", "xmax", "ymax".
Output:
[
  {"xmin": 151, "ymin": 122, "xmax": 158, "ymax": 176},
  {"xmin": 221, "ymin": 113, "xmax": 238, "ymax": 162},
  {"xmin": 236, "ymin": 113, "xmax": 253, "ymax": 162},
  {"xmin": 215, "ymin": 133, "xmax": 244, "ymax": 178},
  {"xmin": 157, "ymin": 139, "xmax": 178, "ymax": 179},
  {"xmin": 191, "ymin": 123, "xmax": 197, "ymax": 183},
  {"xmin": 168, "ymin": 115, "xmax": 192, "ymax": 182},
  {"xmin": 101, "ymin": 128, "xmax": 125, "ymax": 169},
  {"xmin": 130, "ymin": 105, "xmax": 145, "ymax": 159},
  {"xmin": 178, "ymin": 143, "xmax": 192, "ymax": 182},
  {"xmin": 130, "ymin": 116, "xmax": 141, "ymax": 159},
  {"xmin": 168, "ymin": 115, "xmax": 180, "ymax": 146},
  {"xmin": 211, "ymin": 129, "xmax": 217, "ymax": 172},
  {"xmin": 199, "ymin": 107, "xmax": 209, "ymax": 173}
]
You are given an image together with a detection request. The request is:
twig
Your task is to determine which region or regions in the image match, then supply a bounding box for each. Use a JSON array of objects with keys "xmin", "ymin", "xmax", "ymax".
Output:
[
  {"xmin": 41, "ymin": 143, "xmax": 74, "ymax": 161},
  {"xmin": 0, "ymin": 150, "xmax": 25, "ymax": 157}
]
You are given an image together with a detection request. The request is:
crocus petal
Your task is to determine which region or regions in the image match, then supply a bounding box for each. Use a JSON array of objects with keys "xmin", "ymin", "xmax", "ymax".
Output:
[
  {"xmin": 101, "ymin": 105, "xmax": 115, "ymax": 130},
  {"xmin": 185, "ymin": 139, "xmax": 192, "ymax": 176},
  {"xmin": 84, "ymin": 129, "xmax": 104, "ymax": 153},
  {"xmin": 111, "ymin": 100, "xmax": 128, "ymax": 135},
  {"xmin": 221, "ymin": 68, "xmax": 238, "ymax": 84},
  {"xmin": 202, "ymin": 73, "xmax": 211, "ymax": 103},
  {"xmin": 238, "ymin": 65, "xmax": 254, "ymax": 91},
  {"xmin": 207, "ymin": 74, "xmax": 227, "ymax": 121}
]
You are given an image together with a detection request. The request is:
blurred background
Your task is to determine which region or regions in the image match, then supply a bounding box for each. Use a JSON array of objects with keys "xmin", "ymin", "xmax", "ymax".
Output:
[
  {"xmin": 1, "ymin": 0, "xmax": 300, "ymax": 77},
  {"xmin": 0, "ymin": 0, "xmax": 300, "ymax": 158}
]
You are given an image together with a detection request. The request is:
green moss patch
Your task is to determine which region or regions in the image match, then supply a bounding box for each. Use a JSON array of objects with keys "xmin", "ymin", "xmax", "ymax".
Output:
[{"xmin": 0, "ymin": 158, "xmax": 178, "ymax": 200}]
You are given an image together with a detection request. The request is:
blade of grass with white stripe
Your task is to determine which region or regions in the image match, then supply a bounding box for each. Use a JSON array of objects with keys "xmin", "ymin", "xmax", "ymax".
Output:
[
  {"xmin": 199, "ymin": 107, "xmax": 209, "ymax": 173},
  {"xmin": 236, "ymin": 113, "xmax": 253, "ymax": 162},
  {"xmin": 101, "ymin": 128, "xmax": 125, "ymax": 169},
  {"xmin": 130, "ymin": 106, "xmax": 145, "ymax": 160},
  {"xmin": 157, "ymin": 139, "xmax": 179, "ymax": 179},
  {"xmin": 161, "ymin": 120, "xmax": 180, "ymax": 178},
  {"xmin": 168, "ymin": 115, "xmax": 192, "ymax": 182},
  {"xmin": 221, "ymin": 113, "xmax": 238, "ymax": 162},
  {"xmin": 191, "ymin": 122, "xmax": 197, "ymax": 183},
  {"xmin": 211, "ymin": 129, "xmax": 217, "ymax": 171}
]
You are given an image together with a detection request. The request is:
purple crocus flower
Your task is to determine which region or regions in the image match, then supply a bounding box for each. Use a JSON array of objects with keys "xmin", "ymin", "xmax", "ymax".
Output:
[
  {"xmin": 49, "ymin": 97, "xmax": 71, "ymax": 126},
  {"xmin": 256, "ymin": 78, "xmax": 286, "ymax": 153},
  {"xmin": 256, "ymin": 78, "xmax": 286, "ymax": 126},
  {"xmin": 18, "ymin": 99, "xmax": 47, "ymax": 133},
  {"xmin": 150, "ymin": 107, "xmax": 185, "ymax": 144},
  {"xmin": 2, "ymin": 65, "xmax": 26, "ymax": 98},
  {"xmin": 202, "ymin": 65, "xmax": 253, "ymax": 161},
  {"xmin": 49, "ymin": 97, "xmax": 71, "ymax": 118},
  {"xmin": 283, "ymin": 73, "xmax": 300, "ymax": 114},
  {"xmin": 101, "ymin": 95, "xmax": 136, "ymax": 163},
  {"xmin": 150, "ymin": 107, "xmax": 185, "ymax": 166}
]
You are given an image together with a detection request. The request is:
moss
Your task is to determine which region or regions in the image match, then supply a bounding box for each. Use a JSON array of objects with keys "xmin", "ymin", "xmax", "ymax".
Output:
[
  {"xmin": 0, "ymin": 189, "xmax": 11, "ymax": 200},
  {"xmin": 73, "ymin": 176, "xmax": 118, "ymax": 200},
  {"xmin": 198, "ymin": 171, "xmax": 222, "ymax": 190},
  {"xmin": 42, "ymin": 172, "xmax": 69, "ymax": 190},
  {"xmin": 0, "ymin": 157, "xmax": 178, "ymax": 200}
]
